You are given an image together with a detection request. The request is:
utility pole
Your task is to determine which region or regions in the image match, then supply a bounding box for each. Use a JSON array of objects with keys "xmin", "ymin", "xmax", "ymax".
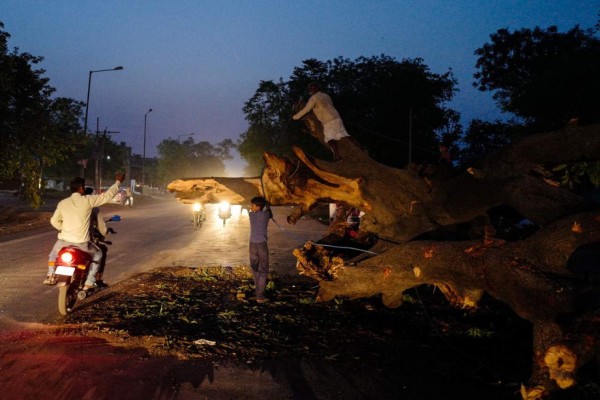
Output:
[
  {"xmin": 93, "ymin": 118, "xmax": 120, "ymax": 192},
  {"xmin": 142, "ymin": 108, "xmax": 153, "ymax": 189},
  {"xmin": 98, "ymin": 128, "xmax": 120, "ymax": 191},
  {"xmin": 94, "ymin": 118, "xmax": 101, "ymax": 193},
  {"xmin": 408, "ymin": 106, "xmax": 413, "ymax": 164}
]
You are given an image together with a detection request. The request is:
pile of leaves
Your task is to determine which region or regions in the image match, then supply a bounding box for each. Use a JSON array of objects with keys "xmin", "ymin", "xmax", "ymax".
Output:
[{"xmin": 66, "ymin": 266, "xmax": 536, "ymax": 396}]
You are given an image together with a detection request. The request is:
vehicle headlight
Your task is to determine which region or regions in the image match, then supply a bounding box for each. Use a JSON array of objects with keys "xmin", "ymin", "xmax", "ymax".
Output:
[
  {"xmin": 219, "ymin": 201, "xmax": 230, "ymax": 213},
  {"xmin": 192, "ymin": 203, "xmax": 202, "ymax": 212}
]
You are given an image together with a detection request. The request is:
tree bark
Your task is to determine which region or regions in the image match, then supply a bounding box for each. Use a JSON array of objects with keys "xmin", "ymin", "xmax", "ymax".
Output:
[
  {"xmin": 167, "ymin": 119, "xmax": 600, "ymax": 397},
  {"xmin": 167, "ymin": 177, "xmax": 262, "ymax": 205}
]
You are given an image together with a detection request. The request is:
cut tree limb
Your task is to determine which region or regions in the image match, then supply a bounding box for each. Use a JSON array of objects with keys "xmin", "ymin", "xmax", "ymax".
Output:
[
  {"xmin": 166, "ymin": 114, "xmax": 600, "ymax": 397},
  {"xmin": 167, "ymin": 177, "xmax": 262, "ymax": 205}
]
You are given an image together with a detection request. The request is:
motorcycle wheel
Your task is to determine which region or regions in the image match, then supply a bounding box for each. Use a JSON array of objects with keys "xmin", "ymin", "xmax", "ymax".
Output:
[
  {"xmin": 58, "ymin": 285, "xmax": 77, "ymax": 315},
  {"xmin": 194, "ymin": 214, "xmax": 201, "ymax": 229}
]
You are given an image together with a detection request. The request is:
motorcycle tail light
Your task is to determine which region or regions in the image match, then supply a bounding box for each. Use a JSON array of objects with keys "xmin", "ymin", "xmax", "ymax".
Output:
[
  {"xmin": 57, "ymin": 247, "xmax": 92, "ymax": 267},
  {"xmin": 59, "ymin": 252, "xmax": 74, "ymax": 264}
]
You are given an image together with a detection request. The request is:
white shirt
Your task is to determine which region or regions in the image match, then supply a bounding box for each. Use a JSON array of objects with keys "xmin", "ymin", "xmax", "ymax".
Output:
[
  {"xmin": 90, "ymin": 207, "xmax": 108, "ymax": 237},
  {"xmin": 293, "ymin": 91, "xmax": 341, "ymax": 125},
  {"xmin": 51, "ymin": 181, "xmax": 121, "ymax": 243}
]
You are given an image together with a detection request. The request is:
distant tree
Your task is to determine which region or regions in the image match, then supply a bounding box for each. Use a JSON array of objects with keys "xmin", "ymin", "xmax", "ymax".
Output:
[
  {"xmin": 189, "ymin": 139, "xmax": 234, "ymax": 177},
  {"xmin": 156, "ymin": 138, "xmax": 233, "ymax": 186},
  {"xmin": 98, "ymin": 137, "xmax": 130, "ymax": 184},
  {"xmin": 0, "ymin": 21, "xmax": 84, "ymax": 207},
  {"xmin": 240, "ymin": 79, "xmax": 325, "ymax": 175},
  {"xmin": 473, "ymin": 23, "xmax": 600, "ymax": 131},
  {"xmin": 44, "ymin": 132, "xmax": 129, "ymax": 191},
  {"xmin": 237, "ymin": 126, "xmax": 274, "ymax": 176},
  {"xmin": 456, "ymin": 119, "xmax": 527, "ymax": 167},
  {"xmin": 42, "ymin": 112, "xmax": 93, "ymax": 187},
  {"xmin": 240, "ymin": 55, "xmax": 459, "ymax": 171}
]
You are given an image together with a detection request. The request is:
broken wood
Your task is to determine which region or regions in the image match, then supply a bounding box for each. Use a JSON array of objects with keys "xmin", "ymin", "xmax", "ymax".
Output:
[
  {"xmin": 167, "ymin": 113, "xmax": 600, "ymax": 397},
  {"xmin": 167, "ymin": 177, "xmax": 262, "ymax": 205}
]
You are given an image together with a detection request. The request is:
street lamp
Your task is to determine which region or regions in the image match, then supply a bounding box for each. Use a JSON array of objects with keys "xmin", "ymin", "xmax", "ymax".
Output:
[
  {"xmin": 83, "ymin": 66, "xmax": 123, "ymax": 191},
  {"xmin": 83, "ymin": 66, "xmax": 124, "ymax": 135},
  {"xmin": 142, "ymin": 108, "xmax": 153, "ymax": 189},
  {"xmin": 178, "ymin": 132, "xmax": 195, "ymax": 142}
]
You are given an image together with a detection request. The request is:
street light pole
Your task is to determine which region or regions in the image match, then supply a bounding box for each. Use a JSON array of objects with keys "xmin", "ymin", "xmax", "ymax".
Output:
[
  {"xmin": 83, "ymin": 66, "xmax": 124, "ymax": 135},
  {"xmin": 408, "ymin": 105, "xmax": 413, "ymax": 164},
  {"xmin": 178, "ymin": 132, "xmax": 195, "ymax": 142},
  {"xmin": 83, "ymin": 66, "xmax": 123, "ymax": 192},
  {"xmin": 142, "ymin": 108, "xmax": 153, "ymax": 190}
]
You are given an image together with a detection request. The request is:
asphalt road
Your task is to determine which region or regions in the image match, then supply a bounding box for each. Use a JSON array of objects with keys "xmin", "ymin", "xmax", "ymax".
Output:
[{"xmin": 0, "ymin": 196, "xmax": 327, "ymax": 325}]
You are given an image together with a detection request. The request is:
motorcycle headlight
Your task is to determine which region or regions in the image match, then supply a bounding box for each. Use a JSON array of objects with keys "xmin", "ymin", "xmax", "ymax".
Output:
[
  {"xmin": 219, "ymin": 201, "xmax": 230, "ymax": 213},
  {"xmin": 192, "ymin": 203, "xmax": 202, "ymax": 212}
]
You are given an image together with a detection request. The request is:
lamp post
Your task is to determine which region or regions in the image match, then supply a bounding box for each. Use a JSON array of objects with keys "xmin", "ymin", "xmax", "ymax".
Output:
[
  {"xmin": 142, "ymin": 108, "xmax": 153, "ymax": 190},
  {"xmin": 83, "ymin": 66, "xmax": 123, "ymax": 191},
  {"xmin": 83, "ymin": 66, "xmax": 124, "ymax": 136},
  {"xmin": 178, "ymin": 132, "xmax": 194, "ymax": 142}
]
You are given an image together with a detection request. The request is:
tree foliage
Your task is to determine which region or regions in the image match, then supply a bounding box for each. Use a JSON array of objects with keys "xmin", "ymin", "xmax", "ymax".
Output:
[
  {"xmin": 456, "ymin": 119, "xmax": 527, "ymax": 167},
  {"xmin": 0, "ymin": 21, "xmax": 84, "ymax": 207},
  {"xmin": 97, "ymin": 135, "xmax": 131, "ymax": 183},
  {"xmin": 43, "ymin": 137, "xmax": 92, "ymax": 185},
  {"xmin": 239, "ymin": 79, "xmax": 326, "ymax": 176},
  {"xmin": 238, "ymin": 125, "xmax": 281, "ymax": 177},
  {"xmin": 473, "ymin": 23, "xmax": 600, "ymax": 131},
  {"xmin": 156, "ymin": 137, "xmax": 234, "ymax": 186},
  {"xmin": 240, "ymin": 55, "xmax": 460, "ymax": 172}
]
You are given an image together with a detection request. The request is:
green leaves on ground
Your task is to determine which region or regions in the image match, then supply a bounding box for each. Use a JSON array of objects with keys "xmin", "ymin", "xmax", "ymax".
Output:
[{"xmin": 66, "ymin": 265, "xmax": 531, "ymax": 374}]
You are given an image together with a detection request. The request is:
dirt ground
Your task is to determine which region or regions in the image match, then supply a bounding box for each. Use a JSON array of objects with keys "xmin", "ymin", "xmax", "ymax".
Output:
[
  {"xmin": 0, "ymin": 264, "xmax": 534, "ymax": 400},
  {"xmin": 0, "ymin": 193, "xmax": 598, "ymax": 400}
]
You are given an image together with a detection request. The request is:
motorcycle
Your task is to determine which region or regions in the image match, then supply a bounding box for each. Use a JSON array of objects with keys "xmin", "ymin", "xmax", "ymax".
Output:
[
  {"xmin": 54, "ymin": 215, "xmax": 120, "ymax": 315},
  {"xmin": 218, "ymin": 201, "xmax": 232, "ymax": 226},
  {"xmin": 192, "ymin": 202, "xmax": 206, "ymax": 229}
]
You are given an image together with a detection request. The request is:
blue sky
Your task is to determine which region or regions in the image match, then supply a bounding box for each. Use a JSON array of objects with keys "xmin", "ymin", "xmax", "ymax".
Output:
[{"xmin": 1, "ymin": 0, "xmax": 597, "ymax": 175}]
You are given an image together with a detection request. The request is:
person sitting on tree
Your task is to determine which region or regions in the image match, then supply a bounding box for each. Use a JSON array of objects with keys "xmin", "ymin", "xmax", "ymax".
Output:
[{"xmin": 293, "ymin": 82, "xmax": 364, "ymax": 161}]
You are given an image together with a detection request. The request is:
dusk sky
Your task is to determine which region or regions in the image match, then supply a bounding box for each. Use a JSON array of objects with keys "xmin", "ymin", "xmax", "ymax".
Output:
[{"xmin": 1, "ymin": 1, "xmax": 597, "ymax": 176}]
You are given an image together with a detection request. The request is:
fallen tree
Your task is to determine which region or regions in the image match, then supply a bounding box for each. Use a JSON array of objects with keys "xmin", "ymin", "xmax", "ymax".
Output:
[{"xmin": 167, "ymin": 116, "xmax": 600, "ymax": 398}]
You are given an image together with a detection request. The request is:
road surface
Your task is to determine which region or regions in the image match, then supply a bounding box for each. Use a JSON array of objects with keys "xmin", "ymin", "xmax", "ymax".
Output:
[{"xmin": 0, "ymin": 195, "xmax": 327, "ymax": 324}]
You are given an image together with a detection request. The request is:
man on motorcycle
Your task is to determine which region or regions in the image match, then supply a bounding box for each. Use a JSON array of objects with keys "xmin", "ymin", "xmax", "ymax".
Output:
[
  {"xmin": 44, "ymin": 173, "xmax": 125, "ymax": 289},
  {"xmin": 84, "ymin": 187, "xmax": 115, "ymax": 287}
]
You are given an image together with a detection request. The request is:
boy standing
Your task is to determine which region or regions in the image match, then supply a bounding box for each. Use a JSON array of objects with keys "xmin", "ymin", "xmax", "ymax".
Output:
[{"xmin": 248, "ymin": 196, "xmax": 272, "ymax": 303}]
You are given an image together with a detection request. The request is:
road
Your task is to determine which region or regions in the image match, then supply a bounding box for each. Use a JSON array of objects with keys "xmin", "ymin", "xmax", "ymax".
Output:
[{"xmin": 0, "ymin": 195, "xmax": 327, "ymax": 324}]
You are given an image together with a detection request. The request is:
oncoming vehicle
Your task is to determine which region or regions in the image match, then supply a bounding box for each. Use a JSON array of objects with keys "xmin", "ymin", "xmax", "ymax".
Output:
[
  {"xmin": 112, "ymin": 190, "xmax": 125, "ymax": 204},
  {"xmin": 97, "ymin": 186, "xmax": 128, "ymax": 205},
  {"xmin": 218, "ymin": 201, "xmax": 232, "ymax": 226},
  {"xmin": 192, "ymin": 202, "xmax": 206, "ymax": 229},
  {"xmin": 109, "ymin": 188, "xmax": 127, "ymax": 204}
]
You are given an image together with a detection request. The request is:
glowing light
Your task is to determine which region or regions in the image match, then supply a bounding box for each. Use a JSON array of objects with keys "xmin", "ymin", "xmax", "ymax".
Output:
[
  {"xmin": 192, "ymin": 202, "xmax": 202, "ymax": 212},
  {"xmin": 219, "ymin": 201, "xmax": 230, "ymax": 212},
  {"xmin": 218, "ymin": 201, "xmax": 232, "ymax": 223},
  {"xmin": 60, "ymin": 252, "xmax": 73, "ymax": 264}
]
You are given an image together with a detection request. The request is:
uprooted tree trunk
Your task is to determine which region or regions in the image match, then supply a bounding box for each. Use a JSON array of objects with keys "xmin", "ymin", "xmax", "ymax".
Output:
[{"xmin": 167, "ymin": 113, "xmax": 600, "ymax": 398}]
